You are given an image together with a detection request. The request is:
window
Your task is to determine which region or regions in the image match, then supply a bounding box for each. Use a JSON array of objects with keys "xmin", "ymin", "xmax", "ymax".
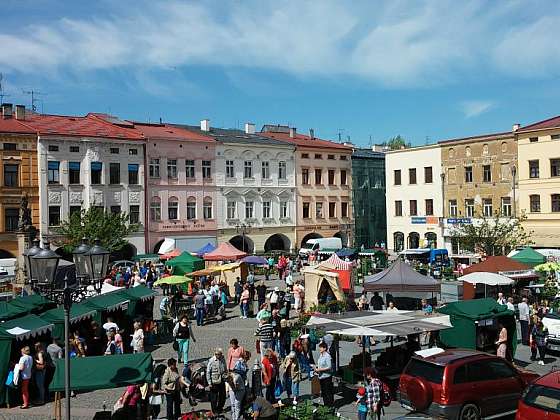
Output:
[
  {"xmin": 129, "ymin": 148, "xmax": 138, "ymax": 155},
  {"xmin": 203, "ymin": 198, "xmax": 212, "ymax": 219},
  {"xmin": 483, "ymin": 198, "xmax": 493, "ymax": 216},
  {"xmin": 70, "ymin": 146, "xmax": 79, "ymax": 153},
  {"xmin": 424, "ymin": 167, "xmax": 433, "ymax": 183},
  {"xmin": 3, "ymin": 143, "xmax": 16, "ymax": 151},
  {"xmin": 129, "ymin": 205, "xmax": 140, "ymax": 224},
  {"xmin": 69, "ymin": 206, "xmax": 81, "ymax": 218},
  {"xmin": 48, "ymin": 206, "xmax": 61, "ymax": 226},
  {"xmin": 278, "ymin": 161, "xmax": 287, "ymax": 180},
  {"xmin": 109, "ymin": 163, "xmax": 120, "ymax": 184},
  {"xmin": 227, "ymin": 201, "xmax": 236, "ymax": 219},
  {"xmin": 167, "ymin": 159, "xmax": 177, "ymax": 179},
  {"xmin": 530, "ymin": 137, "xmax": 538, "ymax": 143},
  {"xmin": 168, "ymin": 198, "xmax": 179, "ymax": 220},
  {"xmin": 263, "ymin": 201, "xmax": 271, "ymax": 218},
  {"xmin": 150, "ymin": 198, "xmax": 161, "ymax": 221},
  {"xmin": 552, "ymin": 134, "xmax": 560, "ymax": 140},
  {"xmin": 483, "ymin": 165, "xmax": 492, "ymax": 182},
  {"xmin": 465, "ymin": 166, "xmax": 473, "ymax": 183},
  {"xmin": 303, "ymin": 202, "xmax": 310, "ymax": 219},
  {"xmin": 202, "ymin": 160, "xmax": 211, "ymax": 179},
  {"xmin": 149, "ymin": 158, "xmax": 160, "ymax": 178},
  {"xmin": 447, "ymin": 167, "xmax": 456, "ymax": 184},
  {"xmin": 395, "ymin": 200, "xmax": 403, "ymax": 217},
  {"xmin": 316, "ymin": 202, "xmax": 323, "ymax": 218},
  {"xmin": 394, "ymin": 170, "xmax": 401, "ymax": 185},
  {"xmin": 329, "ymin": 202, "xmax": 336, "ymax": 218},
  {"xmin": 328, "ymin": 169, "xmax": 335, "ymax": 185},
  {"xmin": 225, "ymin": 160, "xmax": 234, "ymax": 178},
  {"xmin": 341, "ymin": 170, "xmax": 347, "ymax": 185},
  {"xmin": 261, "ymin": 161, "xmax": 270, "ymax": 179},
  {"xmin": 465, "ymin": 199, "xmax": 475, "ymax": 217},
  {"xmin": 48, "ymin": 145, "xmax": 59, "ymax": 152},
  {"xmin": 4, "ymin": 208, "xmax": 19, "ymax": 232},
  {"xmin": 340, "ymin": 155, "xmax": 347, "ymax": 161},
  {"xmin": 327, "ymin": 154, "xmax": 335, "ymax": 160},
  {"xmin": 551, "ymin": 159, "xmax": 560, "ymax": 177},
  {"xmin": 302, "ymin": 169, "xmax": 309, "ymax": 185},
  {"xmin": 301, "ymin": 153, "xmax": 309, "ymax": 159},
  {"xmin": 110, "ymin": 205, "xmax": 121, "ymax": 214},
  {"xmin": 245, "ymin": 201, "xmax": 254, "ymax": 219},
  {"xmin": 552, "ymin": 194, "xmax": 560, "ymax": 213},
  {"xmin": 529, "ymin": 160, "xmax": 539, "ymax": 178},
  {"xmin": 314, "ymin": 154, "xmax": 322, "ymax": 159},
  {"xmin": 403, "ymin": 359, "xmax": 444, "ymax": 385},
  {"xmin": 530, "ymin": 195, "xmax": 541, "ymax": 213},
  {"xmin": 501, "ymin": 197, "xmax": 512, "ymax": 216},
  {"xmin": 3, "ymin": 164, "xmax": 18, "ymax": 187},
  {"xmin": 90, "ymin": 162, "xmax": 102, "ymax": 184},
  {"xmin": 186, "ymin": 198, "xmax": 196, "ymax": 220},
  {"xmin": 244, "ymin": 161, "xmax": 253, "ymax": 179},
  {"xmin": 393, "ymin": 232, "xmax": 404, "ymax": 253},
  {"xmin": 128, "ymin": 164, "xmax": 139, "ymax": 185},
  {"xmin": 500, "ymin": 163, "xmax": 511, "ymax": 181},
  {"xmin": 110, "ymin": 147, "xmax": 119, "ymax": 154},
  {"xmin": 280, "ymin": 201, "xmax": 288, "ymax": 218},
  {"xmin": 425, "ymin": 199, "xmax": 434, "ymax": 216},
  {"xmin": 314, "ymin": 169, "xmax": 322, "ymax": 185},
  {"xmin": 185, "ymin": 160, "xmax": 195, "ymax": 178},
  {"xmin": 48, "ymin": 161, "xmax": 60, "ymax": 184},
  {"xmin": 69, "ymin": 162, "xmax": 80, "ymax": 184},
  {"xmin": 409, "ymin": 168, "xmax": 417, "ymax": 184},
  {"xmin": 409, "ymin": 200, "xmax": 418, "ymax": 216},
  {"xmin": 449, "ymin": 200, "xmax": 458, "ymax": 217},
  {"xmin": 341, "ymin": 202, "xmax": 348, "ymax": 218}
]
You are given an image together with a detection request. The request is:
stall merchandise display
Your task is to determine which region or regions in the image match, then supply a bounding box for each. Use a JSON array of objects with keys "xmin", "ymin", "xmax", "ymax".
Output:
[{"xmin": 278, "ymin": 400, "xmax": 338, "ymax": 420}]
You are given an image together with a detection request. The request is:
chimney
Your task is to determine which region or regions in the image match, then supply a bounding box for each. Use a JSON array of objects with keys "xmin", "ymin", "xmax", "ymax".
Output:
[
  {"xmin": 200, "ymin": 119, "xmax": 210, "ymax": 132},
  {"xmin": 15, "ymin": 105, "xmax": 25, "ymax": 121},
  {"xmin": 2, "ymin": 103, "xmax": 13, "ymax": 119},
  {"xmin": 512, "ymin": 123, "xmax": 520, "ymax": 132},
  {"xmin": 244, "ymin": 122, "xmax": 255, "ymax": 135},
  {"xmin": 289, "ymin": 127, "xmax": 296, "ymax": 138},
  {"xmin": 309, "ymin": 128, "xmax": 314, "ymax": 139}
]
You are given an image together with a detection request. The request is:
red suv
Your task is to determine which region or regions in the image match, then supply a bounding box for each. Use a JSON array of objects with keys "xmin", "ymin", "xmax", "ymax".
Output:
[
  {"xmin": 398, "ymin": 349, "xmax": 539, "ymax": 419},
  {"xmin": 517, "ymin": 370, "xmax": 560, "ymax": 419}
]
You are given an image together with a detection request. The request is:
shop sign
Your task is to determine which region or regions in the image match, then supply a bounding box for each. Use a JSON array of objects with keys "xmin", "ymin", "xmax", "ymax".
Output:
[
  {"xmin": 447, "ymin": 218, "xmax": 472, "ymax": 225},
  {"xmin": 411, "ymin": 216, "xmax": 439, "ymax": 225}
]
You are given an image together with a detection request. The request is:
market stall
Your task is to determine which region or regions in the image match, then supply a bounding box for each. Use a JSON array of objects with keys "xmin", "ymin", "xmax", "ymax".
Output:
[
  {"xmin": 40, "ymin": 304, "xmax": 97, "ymax": 342},
  {"xmin": 166, "ymin": 252, "xmax": 205, "ymax": 275},
  {"xmin": 302, "ymin": 267, "xmax": 345, "ymax": 310},
  {"xmin": 459, "ymin": 271, "xmax": 514, "ymax": 299},
  {"xmin": 160, "ymin": 248, "xmax": 182, "ymax": 260},
  {"xmin": 510, "ymin": 247, "xmax": 546, "ymax": 268},
  {"xmin": 0, "ymin": 294, "xmax": 55, "ymax": 321},
  {"xmin": 317, "ymin": 253, "xmax": 354, "ymax": 293},
  {"xmin": 203, "ymin": 242, "xmax": 247, "ymax": 262},
  {"xmin": 116, "ymin": 285, "xmax": 157, "ymax": 320},
  {"xmin": 195, "ymin": 242, "xmax": 216, "ymax": 257}
]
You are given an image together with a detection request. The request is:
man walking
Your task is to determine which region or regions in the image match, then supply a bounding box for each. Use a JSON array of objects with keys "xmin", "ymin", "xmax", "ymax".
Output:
[
  {"xmin": 518, "ymin": 297, "xmax": 530, "ymax": 345},
  {"xmin": 206, "ymin": 348, "xmax": 227, "ymax": 414}
]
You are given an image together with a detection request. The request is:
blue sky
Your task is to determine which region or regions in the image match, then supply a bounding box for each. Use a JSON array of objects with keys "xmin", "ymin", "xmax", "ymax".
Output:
[{"xmin": 1, "ymin": 0, "xmax": 559, "ymax": 147}]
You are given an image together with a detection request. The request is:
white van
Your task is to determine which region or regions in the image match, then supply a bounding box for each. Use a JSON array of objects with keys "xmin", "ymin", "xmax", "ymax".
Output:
[{"xmin": 298, "ymin": 237, "xmax": 342, "ymax": 257}]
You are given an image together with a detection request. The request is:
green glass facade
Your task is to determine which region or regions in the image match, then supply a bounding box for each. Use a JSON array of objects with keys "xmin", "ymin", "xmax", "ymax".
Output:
[{"xmin": 352, "ymin": 149, "xmax": 386, "ymax": 248}]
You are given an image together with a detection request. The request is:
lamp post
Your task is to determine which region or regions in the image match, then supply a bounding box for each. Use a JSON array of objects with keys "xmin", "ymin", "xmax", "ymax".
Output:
[
  {"xmin": 511, "ymin": 165, "xmax": 517, "ymax": 218},
  {"xmin": 235, "ymin": 223, "xmax": 252, "ymax": 253}
]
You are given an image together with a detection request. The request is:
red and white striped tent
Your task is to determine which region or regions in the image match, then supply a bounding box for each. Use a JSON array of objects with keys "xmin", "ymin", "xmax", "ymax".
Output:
[{"xmin": 319, "ymin": 253, "xmax": 353, "ymax": 270}]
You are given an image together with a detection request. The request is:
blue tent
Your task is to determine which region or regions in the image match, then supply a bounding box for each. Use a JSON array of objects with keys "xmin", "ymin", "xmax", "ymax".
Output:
[
  {"xmin": 336, "ymin": 248, "xmax": 357, "ymax": 258},
  {"xmin": 195, "ymin": 242, "xmax": 216, "ymax": 257}
]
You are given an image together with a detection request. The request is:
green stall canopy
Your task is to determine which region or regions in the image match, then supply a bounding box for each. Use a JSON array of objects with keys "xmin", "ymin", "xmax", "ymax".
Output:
[
  {"xmin": 0, "ymin": 313, "xmax": 54, "ymax": 341},
  {"xmin": 115, "ymin": 285, "xmax": 157, "ymax": 317},
  {"xmin": 0, "ymin": 294, "xmax": 55, "ymax": 321},
  {"xmin": 511, "ymin": 247, "xmax": 546, "ymax": 267},
  {"xmin": 132, "ymin": 253, "xmax": 161, "ymax": 262},
  {"xmin": 165, "ymin": 252, "xmax": 205, "ymax": 275},
  {"xmin": 83, "ymin": 291, "xmax": 130, "ymax": 313},
  {"xmin": 40, "ymin": 304, "xmax": 97, "ymax": 341},
  {"xmin": 49, "ymin": 353, "xmax": 153, "ymax": 392}
]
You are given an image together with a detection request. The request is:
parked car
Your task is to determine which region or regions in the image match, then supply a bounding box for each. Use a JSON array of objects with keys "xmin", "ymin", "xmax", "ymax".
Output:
[
  {"xmin": 298, "ymin": 237, "xmax": 342, "ymax": 257},
  {"xmin": 517, "ymin": 370, "xmax": 560, "ymax": 419},
  {"xmin": 111, "ymin": 260, "xmax": 136, "ymax": 271},
  {"xmin": 542, "ymin": 313, "xmax": 560, "ymax": 352},
  {"xmin": 398, "ymin": 349, "xmax": 539, "ymax": 420}
]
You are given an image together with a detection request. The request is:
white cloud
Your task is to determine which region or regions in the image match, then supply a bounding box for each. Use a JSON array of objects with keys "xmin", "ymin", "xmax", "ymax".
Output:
[
  {"xmin": 0, "ymin": 1, "xmax": 559, "ymax": 87},
  {"xmin": 460, "ymin": 100, "xmax": 494, "ymax": 118}
]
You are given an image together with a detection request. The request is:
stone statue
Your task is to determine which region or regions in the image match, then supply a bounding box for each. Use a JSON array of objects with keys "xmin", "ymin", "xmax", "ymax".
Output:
[{"xmin": 18, "ymin": 193, "xmax": 33, "ymax": 232}]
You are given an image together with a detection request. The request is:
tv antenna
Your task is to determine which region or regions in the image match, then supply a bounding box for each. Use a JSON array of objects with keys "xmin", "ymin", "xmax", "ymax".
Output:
[
  {"xmin": 22, "ymin": 89, "xmax": 46, "ymax": 112},
  {"xmin": 0, "ymin": 74, "xmax": 10, "ymax": 104},
  {"xmin": 337, "ymin": 128, "xmax": 345, "ymax": 142}
]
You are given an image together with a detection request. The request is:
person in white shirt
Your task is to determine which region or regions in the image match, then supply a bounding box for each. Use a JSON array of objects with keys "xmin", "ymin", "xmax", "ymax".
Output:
[
  {"xmin": 386, "ymin": 301, "xmax": 399, "ymax": 312},
  {"xmin": 506, "ymin": 297, "xmax": 515, "ymax": 312},
  {"xmin": 103, "ymin": 317, "xmax": 119, "ymax": 332},
  {"xmin": 18, "ymin": 346, "xmax": 33, "ymax": 408},
  {"xmin": 496, "ymin": 292, "xmax": 506, "ymax": 305},
  {"xmin": 518, "ymin": 297, "xmax": 531, "ymax": 345},
  {"xmin": 268, "ymin": 287, "xmax": 280, "ymax": 310}
]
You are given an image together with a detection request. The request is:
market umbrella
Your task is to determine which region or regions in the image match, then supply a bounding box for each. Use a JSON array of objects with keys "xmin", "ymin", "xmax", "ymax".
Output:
[
  {"xmin": 240, "ymin": 255, "xmax": 268, "ymax": 265},
  {"xmin": 195, "ymin": 242, "xmax": 216, "ymax": 257},
  {"xmin": 154, "ymin": 275, "xmax": 192, "ymax": 286},
  {"xmin": 534, "ymin": 262, "xmax": 560, "ymax": 273},
  {"xmin": 458, "ymin": 272, "xmax": 514, "ymax": 286}
]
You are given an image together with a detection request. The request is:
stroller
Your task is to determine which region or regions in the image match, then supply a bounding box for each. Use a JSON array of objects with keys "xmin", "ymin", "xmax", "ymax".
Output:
[{"xmin": 182, "ymin": 362, "xmax": 208, "ymax": 405}]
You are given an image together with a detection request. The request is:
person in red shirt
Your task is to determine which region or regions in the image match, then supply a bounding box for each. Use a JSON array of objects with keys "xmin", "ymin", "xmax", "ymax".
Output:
[{"xmin": 261, "ymin": 348, "xmax": 278, "ymax": 403}]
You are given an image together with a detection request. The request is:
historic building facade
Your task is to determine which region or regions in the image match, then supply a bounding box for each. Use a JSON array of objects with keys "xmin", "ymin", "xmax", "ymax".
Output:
[
  {"xmin": 0, "ymin": 104, "xmax": 40, "ymax": 259},
  {"xmin": 385, "ymin": 144, "xmax": 444, "ymax": 253},
  {"xmin": 260, "ymin": 125, "xmax": 353, "ymax": 248},
  {"xmin": 30, "ymin": 113, "xmax": 147, "ymax": 255},
  {"xmin": 351, "ymin": 148, "xmax": 386, "ymax": 249},
  {"xmin": 439, "ymin": 131, "xmax": 517, "ymax": 252},
  {"xmin": 516, "ymin": 115, "xmax": 560, "ymax": 247}
]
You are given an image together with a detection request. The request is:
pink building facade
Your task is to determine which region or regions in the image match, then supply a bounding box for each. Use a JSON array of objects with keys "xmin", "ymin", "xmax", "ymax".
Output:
[{"xmin": 135, "ymin": 122, "xmax": 218, "ymax": 253}]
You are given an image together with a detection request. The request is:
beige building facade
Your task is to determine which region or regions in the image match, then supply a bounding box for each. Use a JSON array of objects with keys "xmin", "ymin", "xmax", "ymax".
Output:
[{"xmin": 516, "ymin": 116, "xmax": 560, "ymax": 247}]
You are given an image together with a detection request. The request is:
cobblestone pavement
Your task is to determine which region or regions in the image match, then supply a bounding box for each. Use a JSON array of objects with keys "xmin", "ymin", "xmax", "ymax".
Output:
[{"xmin": 0, "ymin": 275, "xmax": 557, "ymax": 419}]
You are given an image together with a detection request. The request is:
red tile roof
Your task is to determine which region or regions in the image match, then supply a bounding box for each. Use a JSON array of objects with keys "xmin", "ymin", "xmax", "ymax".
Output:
[
  {"xmin": 0, "ymin": 117, "xmax": 37, "ymax": 134},
  {"xmin": 462, "ymin": 256, "xmax": 530, "ymax": 275},
  {"xmin": 131, "ymin": 122, "xmax": 214, "ymax": 142},
  {"xmin": 517, "ymin": 115, "xmax": 560, "ymax": 133},
  {"xmin": 260, "ymin": 125, "xmax": 352, "ymax": 151}
]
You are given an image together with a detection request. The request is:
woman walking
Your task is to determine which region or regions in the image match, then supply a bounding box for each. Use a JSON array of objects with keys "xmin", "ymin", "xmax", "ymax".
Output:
[
  {"xmin": 162, "ymin": 358, "xmax": 182, "ymax": 420},
  {"xmin": 34, "ymin": 343, "xmax": 47, "ymax": 405},
  {"xmin": 132, "ymin": 321, "xmax": 145, "ymax": 353},
  {"xmin": 18, "ymin": 346, "xmax": 33, "ymax": 409},
  {"xmin": 281, "ymin": 351, "xmax": 301, "ymax": 404},
  {"xmin": 173, "ymin": 315, "xmax": 196, "ymax": 364}
]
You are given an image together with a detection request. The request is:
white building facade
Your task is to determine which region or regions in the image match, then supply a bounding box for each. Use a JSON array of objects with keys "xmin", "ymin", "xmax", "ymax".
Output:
[{"xmin": 385, "ymin": 144, "xmax": 444, "ymax": 253}]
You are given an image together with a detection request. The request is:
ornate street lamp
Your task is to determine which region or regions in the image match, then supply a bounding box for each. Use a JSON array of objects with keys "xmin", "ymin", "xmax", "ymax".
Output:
[
  {"xmin": 32, "ymin": 241, "xmax": 60, "ymax": 286},
  {"xmin": 86, "ymin": 238, "xmax": 110, "ymax": 283},
  {"xmin": 72, "ymin": 238, "xmax": 90, "ymax": 280},
  {"xmin": 23, "ymin": 238, "xmax": 42, "ymax": 284}
]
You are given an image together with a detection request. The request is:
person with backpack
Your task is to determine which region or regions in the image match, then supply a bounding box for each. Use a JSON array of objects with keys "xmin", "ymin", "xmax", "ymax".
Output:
[{"xmin": 364, "ymin": 367, "xmax": 387, "ymax": 420}]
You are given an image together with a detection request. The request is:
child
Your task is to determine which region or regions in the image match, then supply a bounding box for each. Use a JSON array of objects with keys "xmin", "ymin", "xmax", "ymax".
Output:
[{"xmin": 355, "ymin": 387, "xmax": 368, "ymax": 420}]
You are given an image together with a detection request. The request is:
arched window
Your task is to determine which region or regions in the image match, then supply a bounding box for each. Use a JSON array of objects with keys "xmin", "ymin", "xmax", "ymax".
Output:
[
  {"xmin": 168, "ymin": 196, "xmax": 178, "ymax": 220},
  {"xmin": 186, "ymin": 197, "xmax": 196, "ymax": 220},
  {"xmin": 425, "ymin": 232, "xmax": 437, "ymax": 248},
  {"xmin": 150, "ymin": 197, "xmax": 161, "ymax": 221},
  {"xmin": 393, "ymin": 232, "xmax": 404, "ymax": 252},
  {"xmin": 408, "ymin": 232, "xmax": 420, "ymax": 249},
  {"xmin": 203, "ymin": 197, "xmax": 213, "ymax": 220}
]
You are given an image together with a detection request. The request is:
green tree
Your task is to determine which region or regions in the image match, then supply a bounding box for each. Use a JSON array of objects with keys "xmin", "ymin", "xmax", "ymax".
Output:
[
  {"xmin": 55, "ymin": 207, "xmax": 139, "ymax": 253},
  {"xmin": 384, "ymin": 135, "xmax": 410, "ymax": 150},
  {"xmin": 450, "ymin": 214, "xmax": 533, "ymax": 256}
]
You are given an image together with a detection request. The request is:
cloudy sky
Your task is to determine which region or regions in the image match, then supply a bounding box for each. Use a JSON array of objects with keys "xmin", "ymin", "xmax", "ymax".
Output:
[{"xmin": 1, "ymin": 0, "xmax": 559, "ymax": 146}]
